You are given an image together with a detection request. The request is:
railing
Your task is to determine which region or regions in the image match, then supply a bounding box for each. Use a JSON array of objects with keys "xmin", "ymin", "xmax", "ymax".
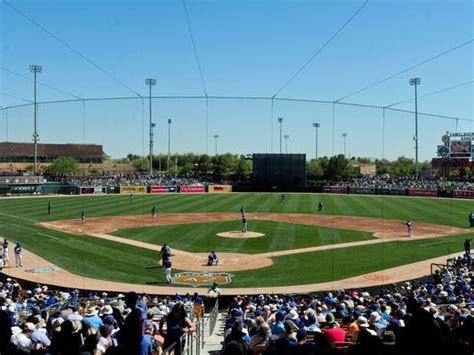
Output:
[{"xmin": 207, "ymin": 298, "xmax": 220, "ymax": 337}]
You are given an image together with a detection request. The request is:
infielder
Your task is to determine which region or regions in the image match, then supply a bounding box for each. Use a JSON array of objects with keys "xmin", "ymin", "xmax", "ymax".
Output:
[
  {"xmin": 403, "ymin": 220, "xmax": 413, "ymax": 237},
  {"xmin": 151, "ymin": 205, "xmax": 157, "ymax": 219},
  {"xmin": 14, "ymin": 242, "xmax": 22, "ymax": 267},
  {"xmin": 240, "ymin": 207, "xmax": 247, "ymax": 233},
  {"xmin": 80, "ymin": 210, "xmax": 86, "ymax": 224}
]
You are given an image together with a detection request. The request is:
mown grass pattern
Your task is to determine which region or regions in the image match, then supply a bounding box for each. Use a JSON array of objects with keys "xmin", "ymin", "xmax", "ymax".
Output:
[{"xmin": 0, "ymin": 193, "xmax": 471, "ymax": 287}]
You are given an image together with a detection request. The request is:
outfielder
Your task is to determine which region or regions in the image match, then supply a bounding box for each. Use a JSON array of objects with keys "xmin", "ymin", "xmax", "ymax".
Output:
[
  {"xmin": 151, "ymin": 205, "xmax": 157, "ymax": 219},
  {"xmin": 47, "ymin": 201, "xmax": 52, "ymax": 215}
]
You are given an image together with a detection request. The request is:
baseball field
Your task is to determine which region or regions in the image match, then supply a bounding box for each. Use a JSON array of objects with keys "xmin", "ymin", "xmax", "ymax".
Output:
[{"xmin": 0, "ymin": 193, "xmax": 472, "ymax": 293}]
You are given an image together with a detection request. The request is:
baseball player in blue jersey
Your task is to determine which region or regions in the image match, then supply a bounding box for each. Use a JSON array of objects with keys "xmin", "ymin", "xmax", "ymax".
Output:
[
  {"xmin": 207, "ymin": 251, "xmax": 219, "ymax": 266},
  {"xmin": 163, "ymin": 257, "xmax": 172, "ymax": 283}
]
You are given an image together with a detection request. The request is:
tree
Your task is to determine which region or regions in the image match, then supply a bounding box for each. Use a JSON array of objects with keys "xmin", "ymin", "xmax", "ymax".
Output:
[
  {"xmin": 46, "ymin": 157, "xmax": 80, "ymax": 176},
  {"xmin": 325, "ymin": 154, "xmax": 349, "ymax": 182},
  {"xmin": 131, "ymin": 157, "xmax": 148, "ymax": 172},
  {"xmin": 126, "ymin": 153, "xmax": 140, "ymax": 161}
]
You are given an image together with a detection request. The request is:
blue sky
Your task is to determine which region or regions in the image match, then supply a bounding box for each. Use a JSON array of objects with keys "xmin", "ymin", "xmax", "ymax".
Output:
[{"xmin": 1, "ymin": 0, "xmax": 472, "ymax": 159}]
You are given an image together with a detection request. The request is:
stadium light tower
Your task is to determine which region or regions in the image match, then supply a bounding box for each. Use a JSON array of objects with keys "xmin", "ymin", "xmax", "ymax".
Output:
[
  {"xmin": 342, "ymin": 133, "xmax": 347, "ymax": 156},
  {"xmin": 145, "ymin": 78, "xmax": 156, "ymax": 175},
  {"xmin": 29, "ymin": 64, "xmax": 42, "ymax": 175},
  {"xmin": 284, "ymin": 134, "xmax": 290, "ymax": 153},
  {"xmin": 277, "ymin": 117, "xmax": 283, "ymax": 154},
  {"xmin": 167, "ymin": 118, "xmax": 172, "ymax": 172},
  {"xmin": 409, "ymin": 77, "xmax": 421, "ymax": 180},
  {"xmin": 213, "ymin": 134, "xmax": 219, "ymax": 155},
  {"xmin": 312, "ymin": 122, "xmax": 320, "ymax": 159}
]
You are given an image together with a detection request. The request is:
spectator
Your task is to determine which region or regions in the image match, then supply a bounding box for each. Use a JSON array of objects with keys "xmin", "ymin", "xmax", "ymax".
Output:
[{"xmin": 160, "ymin": 302, "xmax": 195, "ymax": 355}]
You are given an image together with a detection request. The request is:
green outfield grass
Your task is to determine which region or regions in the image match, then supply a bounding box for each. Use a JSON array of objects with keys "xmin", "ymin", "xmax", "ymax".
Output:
[
  {"xmin": 0, "ymin": 193, "xmax": 471, "ymax": 288},
  {"xmin": 112, "ymin": 220, "xmax": 376, "ymax": 253}
]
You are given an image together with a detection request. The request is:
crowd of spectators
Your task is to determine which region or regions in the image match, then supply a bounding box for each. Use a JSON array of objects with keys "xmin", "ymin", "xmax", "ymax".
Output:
[
  {"xmin": 336, "ymin": 176, "xmax": 473, "ymax": 191},
  {"xmin": 1, "ymin": 252, "xmax": 473, "ymax": 354},
  {"xmin": 0, "ymin": 281, "xmax": 203, "ymax": 355},
  {"xmin": 220, "ymin": 257, "xmax": 473, "ymax": 355},
  {"xmin": 63, "ymin": 173, "xmax": 214, "ymax": 188}
]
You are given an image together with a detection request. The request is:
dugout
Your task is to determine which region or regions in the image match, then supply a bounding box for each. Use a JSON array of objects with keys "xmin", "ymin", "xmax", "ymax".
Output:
[{"xmin": 253, "ymin": 153, "xmax": 306, "ymax": 189}]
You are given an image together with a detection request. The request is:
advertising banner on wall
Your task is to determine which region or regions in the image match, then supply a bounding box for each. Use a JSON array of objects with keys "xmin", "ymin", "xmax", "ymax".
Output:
[
  {"xmin": 350, "ymin": 187, "xmax": 375, "ymax": 195},
  {"xmin": 453, "ymin": 190, "xmax": 474, "ymax": 199},
  {"xmin": 150, "ymin": 186, "xmax": 177, "ymax": 193},
  {"xmin": 323, "ymin": 186, "xmax": 347, "ymax": 194},
  {"xmin": 80, "ymin": 186, "xmax": 106, "ymax": 194},
  {"xmin": 119, "ymin": 186, "xmax": 147, "ymax": 194},
  {"xmin": 408, "ymin": 189, "xmax": 437, "ymax": 197},
  {"xmin": 208, "ymin": 185, "xmax": 232, "ymax": 193},
  {"xmin": 180, "ymin": 185, "xmax": 205, "ymax": 193},
  {"xmin": 378, "ymin": 188, "xmax": 406, "ymax": 196},
  {"xmin": 10, "ymin": 185, "xmax": 41, "ymax": 194}
]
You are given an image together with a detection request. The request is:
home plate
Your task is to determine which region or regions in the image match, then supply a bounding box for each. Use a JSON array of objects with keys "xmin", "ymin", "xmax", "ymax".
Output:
[{"xmin": 217, "ymin": 231, "xmax": 265, "ymax": 239}]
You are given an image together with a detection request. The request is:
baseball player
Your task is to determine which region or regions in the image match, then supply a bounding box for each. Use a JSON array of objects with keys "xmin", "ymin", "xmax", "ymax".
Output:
[
  {"xmin": 464, "ymin": 238, "xmax": 472, "ymax": 255},
  {"xmin": 2, "ymin": 239, "xmax": 9, "ymax": 264},
  {"xmin": 159, "ymin": 243, "xmax": 171, "ymax": 266},
  {"xmin": 47, "ymin": 201, "xmax": 52, "ymax": 215},
  {"xmin": 207, "ymin": 251, "xmax": 219, "ymax": 266},
  {"xmin": 469, "ymin": 212, "xmax": 474, "ymax": 227},
  {"xmin": 80, "ymin": 210, "xmax": 86, "ymax": 224},
  {"xmin": 280, "ymin": 194, "xmax": 286, "ymax": 202},
  {"xmin": 129, "ymin": 191, "xmax": 134, "ymax": 202},
  {"xmin": 163, "ymin": 257, "xmax": 172, "ymax": 284},
  {"xmin": 318, "ymin": 201, "xmax": 323, "ymax": 212},
  {"xmin": 403, "ymin": 220, "xmax": 413, "ymax": 237},
  {"xmin": 151, "ymin": 205, "xmax": 157, "ymax": 219},
  {"xmin": 14, "ymin": 242, "xmax": 22, "ymax": 267},
  {"xmin": 240, "ymin": 207, "xmax": 247, "ymax": 233}
]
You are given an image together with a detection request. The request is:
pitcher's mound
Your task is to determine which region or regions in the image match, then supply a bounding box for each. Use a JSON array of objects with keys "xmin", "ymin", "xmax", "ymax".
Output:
[{"xmin": 217, "ymin": 231, "xmax": 265, "ymax": 239}]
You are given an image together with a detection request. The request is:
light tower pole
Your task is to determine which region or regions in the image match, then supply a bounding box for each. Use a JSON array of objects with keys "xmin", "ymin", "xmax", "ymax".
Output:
[
  {"xmin": 29, "ymin": 64, "xmax": 42, "ymax": 175},
  {"xmin": 409, "ymin": 77, "xmax": 421, "ymax": 179},
  {"xmin": 167, "ymin": 118, "xmax": 172, "ymax": 172},
  {"xmin": 342, "ymin": 133, "xmax": 347, "ymax": 156},
  {"xmin": 145, "ymin": 78, "xmax": 156, "ymax": 175},
  {"xmin": 277, "ymin": 117, "xmax": 283, "ymax": 154},
  {"xmin": 312, "ymin": 122, "xmax": 320, "ymax": 159},
  {"xmin": 284, "ymin": 134, "xmax": 290, "ymax": 153},
  {"xmin": 213, "ymin": 134, "xmax": 219, "ymax": 155}
]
